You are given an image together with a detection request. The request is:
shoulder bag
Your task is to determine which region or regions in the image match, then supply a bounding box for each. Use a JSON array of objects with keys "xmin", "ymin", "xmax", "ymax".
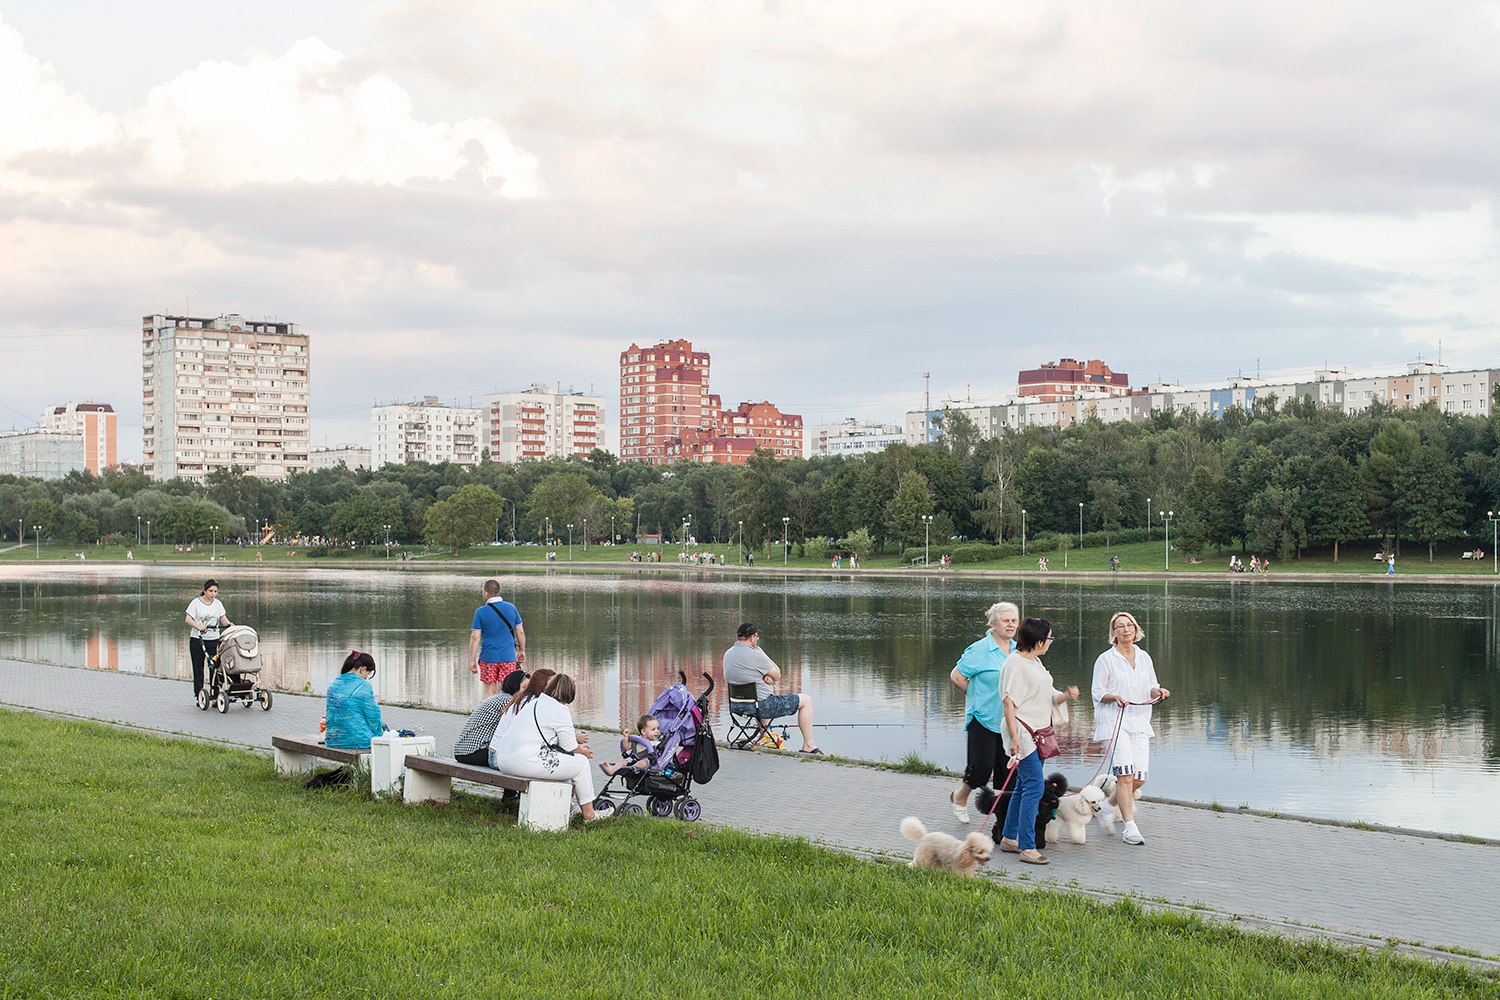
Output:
[
  {"xmin": 534, "ymin": 701, "xmax": 573, "ymax": 771},
  {"xmin": 1020, "ymin": 718, "xmax": 1061, "ymax": 760}
]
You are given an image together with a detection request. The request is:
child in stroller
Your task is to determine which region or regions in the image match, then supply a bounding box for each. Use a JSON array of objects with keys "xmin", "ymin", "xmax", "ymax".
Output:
[{"xmin": 593, "ymin": 672, "xmax": 715, "ymax": 821}]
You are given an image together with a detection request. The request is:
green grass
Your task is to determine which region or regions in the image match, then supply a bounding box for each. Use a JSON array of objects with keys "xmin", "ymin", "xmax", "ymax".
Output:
[
  {"xmin": 891, "ymin": 750, "xmax": 944, "ymax": 775},
  {"xmin": 9, "ymin": 536, "xmax": 1500, "ymax": 576},
  {"xmin": 0, "ymin": 710, "xmax": 1494, "ymax": 998}
]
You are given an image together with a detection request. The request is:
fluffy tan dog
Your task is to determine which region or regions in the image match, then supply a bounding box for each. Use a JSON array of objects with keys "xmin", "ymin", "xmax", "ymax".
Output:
[{"xmin": 899, "ymin": 817, "xmax": 993, "ymax": 876}]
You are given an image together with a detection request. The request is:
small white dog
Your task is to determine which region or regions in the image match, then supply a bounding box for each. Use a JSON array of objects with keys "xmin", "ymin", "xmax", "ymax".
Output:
[
  {"xmin": 900, "ymin": 817, "xmax": 994, "ymax": 876},
  {"xmin": 1045, "ymin": 784, "xmax": 1107, "ymax": 844}
]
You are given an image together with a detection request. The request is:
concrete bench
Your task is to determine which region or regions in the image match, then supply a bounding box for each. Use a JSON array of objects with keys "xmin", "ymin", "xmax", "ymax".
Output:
[
  {"xmin": 272, "ymin": 734, "xmax": 366, "ymax": 776},
  {"xmin": 403, "ymin": 754, "xmax": 573, "ymax": 833}
]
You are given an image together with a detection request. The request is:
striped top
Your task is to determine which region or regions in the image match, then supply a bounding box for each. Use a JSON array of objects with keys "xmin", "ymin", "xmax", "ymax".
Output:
[{"xmin": 453, "ymin": 693, "xmax": 514, "ymax": 757}]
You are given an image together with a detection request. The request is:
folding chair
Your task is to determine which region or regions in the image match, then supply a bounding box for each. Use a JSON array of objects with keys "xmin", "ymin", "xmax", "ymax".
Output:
[{"xmin": 726, "ymin": 682, "xmax": 792, "ymax": 750}]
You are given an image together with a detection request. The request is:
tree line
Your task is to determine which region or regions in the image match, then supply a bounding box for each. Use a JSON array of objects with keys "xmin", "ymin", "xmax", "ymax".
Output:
[{"xmin": 3, "ymin": 391, "xmax": 1498, "ymax": 560}]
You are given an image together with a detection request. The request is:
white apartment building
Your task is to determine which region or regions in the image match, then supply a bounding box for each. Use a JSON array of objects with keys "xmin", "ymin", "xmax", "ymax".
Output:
[
  {"xmin": 371, "ymin": 397, "xmax": 481, "ymax": 469},
  {"xmin": 0, "ymin": 429, "xmax": 86, "ymax": 480},
  {"xmin": 809, "ymin": 418, "xmax": 904, "ymax": 458},
  {"xmin": 142, "ymin": 313, "xmax": 310, "ymax": 482},
  {"xmin": 482, "ymin": 384, "xmax": 606, "ymax": 462},
  {"xmin": 309, "ymin": 445, "xmax": 372, "ymax": 471},
  {"xmin": 40, "ymin": 402, "xmax": 116, "ymax": 474}
]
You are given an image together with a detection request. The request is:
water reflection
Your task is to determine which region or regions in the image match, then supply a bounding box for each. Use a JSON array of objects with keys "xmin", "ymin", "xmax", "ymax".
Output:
[{"xmin": 1, "ymin": 565, "xmax": 1497, "ymax": 836}]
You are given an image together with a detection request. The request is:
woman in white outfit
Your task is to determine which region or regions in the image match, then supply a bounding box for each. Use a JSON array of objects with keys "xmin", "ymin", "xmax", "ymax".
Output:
[
  {"xmin": 490, "ymin": 670, "xmax": 606, "ymax": 823},
  {"xmin": 1091, "ymin": 611, "xmax": 1169, "ymax": 845}
]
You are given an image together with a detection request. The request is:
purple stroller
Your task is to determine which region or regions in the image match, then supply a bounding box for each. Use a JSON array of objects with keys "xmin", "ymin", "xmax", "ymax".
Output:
[{"xmin": 594, "ymin": 671, "xmax": 716, "ymax": 821}]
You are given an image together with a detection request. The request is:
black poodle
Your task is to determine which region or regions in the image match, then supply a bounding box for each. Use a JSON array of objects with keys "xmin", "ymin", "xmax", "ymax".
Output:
[{"xmin": 973, "ymin": 772, "xmax": 1068, "ymax": 846}]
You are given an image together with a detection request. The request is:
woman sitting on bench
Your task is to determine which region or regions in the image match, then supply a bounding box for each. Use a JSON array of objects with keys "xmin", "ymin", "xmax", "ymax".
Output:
[
  {"xmin": 326, "ymin": 650, "xmax": 383, "ymax": 751},
  {"xmin": 491, "ymin": 670, "xmax": 609, "ymax": 823}
]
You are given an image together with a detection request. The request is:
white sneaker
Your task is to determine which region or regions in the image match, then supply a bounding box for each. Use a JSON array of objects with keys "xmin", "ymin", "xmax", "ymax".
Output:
[
  {"xmin": 1097, "ymin": 801, "xmax": 1117, "ymax": 833},
  {"xmin": 1122, "ymin": 822, "xmax": 1144, "ymax": 845},
  {"xmin": 951, "ymin": 790, "xmax": 971, "ymax": 825}
]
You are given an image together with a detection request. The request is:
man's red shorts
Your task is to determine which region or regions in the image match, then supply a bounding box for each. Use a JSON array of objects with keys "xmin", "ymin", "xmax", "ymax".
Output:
[{"xmin": 478, "ymin": 660, "xmax": 519, "ymax": 685}]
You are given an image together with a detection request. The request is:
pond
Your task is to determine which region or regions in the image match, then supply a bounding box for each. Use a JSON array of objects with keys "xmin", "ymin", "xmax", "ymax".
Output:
[{"xmin": 2, "ymin": 565, "xmax": 1497, "ymax": 837}]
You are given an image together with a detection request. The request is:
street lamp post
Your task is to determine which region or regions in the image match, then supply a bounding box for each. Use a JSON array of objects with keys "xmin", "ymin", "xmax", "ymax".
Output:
[
  {"xmin": 136, "ymin": 516, "xmax": 141, "ymax": 545},
  {"xmin": 384, "ymin": 524, "xmax": 391, "ymax": 562},
  {"xmin": 495, "ymin": 518, "xmax": 500, "ymax": 545},
  {"xmin": 545, "ymin": 516, "xmax": 551, "ymax": 546},
  {"xmin": 738, "ymin": 520, "xmax": 743, "ymax": 565},
  {"xmin": 1490, "ymin": 511, "xmax": 1499, "ymax": 575},
  {"xmin": 1021, "ymin": 509, "xmax": 1027, "ymax": 555},
  {"xmin": 682, "ymin": 519, "xmax": 690, "ymax": 559},
  {"xmin": 582, "ymin": 518, "xmax": 588, "ymax": 553},
  {"xmin": 1079, "ymin": 501, "xmax": 1084, "ymax": 547},
  {"xmin": 567, "ymin": 523, "xmax": 573, "ymax": 561},
  {"xmin": 611, "ymin": 514, "xmax": 615, "ymax": 546},
  {"xmin": 146, "ymin": 520, "xmax": 151, "ymax": 551},
  {"xmin": 33, "ymin": 524, "xmax": 41, "ymax": 560},
  {"xmin": 211, "ymin": 525, "xmax": 219, "ymax": 562},
  {"xmin": 1147, "ymin": 497, "xmax": 1152, "ymax": 539},
  {"xmin": 782, "ymin": 516, "xmax": 790, "ymax": 566},
  {"xmin": 1160, "ymin": 510, "xmax": 1175, "ymax": 570},
  {"xmin": 921, "ymin": 514, "xmax": 934, "ymax": 567}
]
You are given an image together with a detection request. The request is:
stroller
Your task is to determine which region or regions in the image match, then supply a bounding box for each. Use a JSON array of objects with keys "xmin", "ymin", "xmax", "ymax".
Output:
[
  {"xmin": 594, "ymin": 671, "xmax": 717, "ymax": 821},
  {"xmin": 197, "ymin": 624, "xmax": 273, "ymax": 714}
]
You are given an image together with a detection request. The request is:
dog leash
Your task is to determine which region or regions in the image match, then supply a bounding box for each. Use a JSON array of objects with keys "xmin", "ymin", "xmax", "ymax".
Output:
[{"xmin": 1059, "ymin": 696, "xmax": 1163, "ymax": 799}]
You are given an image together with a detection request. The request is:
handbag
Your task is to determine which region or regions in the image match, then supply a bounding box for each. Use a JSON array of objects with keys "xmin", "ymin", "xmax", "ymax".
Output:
[
  {"xmin": 1020, "ymin": 718, "xmax": 1061, "ymax": 760},
  {"xmin": 534, "ymin": 702, "xmax": 574, "ymax": 771}
]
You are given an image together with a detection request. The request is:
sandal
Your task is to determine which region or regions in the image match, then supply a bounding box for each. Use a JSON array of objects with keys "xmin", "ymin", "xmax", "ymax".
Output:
[
  {"xmin": 799, "ymin": 747, "xmax": 824, "ymax": 755},
  {"xmin": 1017, "ymin": 850, "xmax": 1049, "ymax": 865}
]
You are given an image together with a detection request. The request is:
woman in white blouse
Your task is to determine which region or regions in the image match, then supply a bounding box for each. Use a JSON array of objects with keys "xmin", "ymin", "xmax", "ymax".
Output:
[
  {"xmin": 1091, "ymin": 611, "xmax": 1169, "ymax": 845},
  {"xmin": 184, "ymin": 579, "xmax": 232, "ymax": 703},
  {"xmin": 491, "ymin": 670, "xmax": 607, "ymax": 823},
  {"xmin": 999, "ymin": 617, "xmax": 1079, "ymax": 865}
]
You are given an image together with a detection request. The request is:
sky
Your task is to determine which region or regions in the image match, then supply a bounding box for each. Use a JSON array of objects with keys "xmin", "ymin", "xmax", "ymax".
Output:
[{"xmin": 3, "ymin": 0, "xmax": 1500, "ymax": 461}]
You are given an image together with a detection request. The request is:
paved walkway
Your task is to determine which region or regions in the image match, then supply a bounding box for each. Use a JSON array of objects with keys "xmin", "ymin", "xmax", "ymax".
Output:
[{"xmin": 3, "ymin": 657, "xmax": 1496, "ymax": 963}]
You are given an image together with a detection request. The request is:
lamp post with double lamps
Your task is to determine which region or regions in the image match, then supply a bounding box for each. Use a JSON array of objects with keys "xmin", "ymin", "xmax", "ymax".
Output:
[
  {"xmin": 567, "ymin": 523, "xmax": 574, "ymax": 561},
  {"xmin": 782, "ymin": 516, "xmax": 790, "ymax": 566},
  {"xmin": 1160, "ymin": 510, "xmax": 1175, "ymax": 570},
  {"xmin": 33, "ymin": 524, "xmax": 41, "ymax": 559},
  {"xmin": 384, "ymin": 524, "xmax": 391, "ymax": 562},
  {"xmin": 921, "ymin": 514, "xmax": 934, "ymax": 567},
  {"xmin": 1490, "ymin": 511, "xmax": 1499, "ymax": 575}
]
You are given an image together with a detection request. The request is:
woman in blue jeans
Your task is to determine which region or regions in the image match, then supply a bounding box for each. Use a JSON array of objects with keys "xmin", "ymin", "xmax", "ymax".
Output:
[{"xmin": 999, "ymin": 617, "xmax": 1079, "ymax": 865}]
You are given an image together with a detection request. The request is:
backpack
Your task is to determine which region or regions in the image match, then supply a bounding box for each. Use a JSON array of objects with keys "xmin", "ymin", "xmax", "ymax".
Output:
[{"xmin": 689, "ymin": 717, "xmax": 721, "ymax": 784}]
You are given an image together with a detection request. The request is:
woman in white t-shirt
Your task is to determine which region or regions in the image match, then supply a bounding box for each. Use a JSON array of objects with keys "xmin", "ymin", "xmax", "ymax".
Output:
[
  {"xmin": 999, "ymin": 617, "xmax": 1080, "ymax": 865},
  {"xmin": 1091, "ymin": 611, "xmax": 1170, "ymax": 846},
  {"xmin": 184, "ymin": 579, "xmax": 232, "ymax": 701},
  {"xmin": 491, "ymin": 671, "xmax": 608, "ymax": 823}
]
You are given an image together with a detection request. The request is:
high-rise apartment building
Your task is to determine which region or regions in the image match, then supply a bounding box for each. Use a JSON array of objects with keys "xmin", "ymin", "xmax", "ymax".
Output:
[
  {"xmin": 40, "ymin": 402, "xmax": 116, "ymax": 474},
  {"xmin": 371, "ymin": 397, "xmax": 481, "ymax": 469},
  {"xmin": 482, "ymin": 384, "xmax": 606, "ymax": 462},
  {"xmin": 619, "ymin": 339, "xmax": 713, "ymax": 464},
  {"xmin": 309, "ymin": 445, "xmax": 372, "ymax": 471},
  {"xmin": 809, "ymin": 418, "xmax": 903, "ymax": 458},
  {"xmin": 715, "ymin": 401, "xmax": 803, "ymax": 458},
  {"xmin": 1019, "ymin": 358, "xmax": 1130, "ymax": 401},
  {"xmin": 142, "ymin": 313, "xmax": 310, "ymax": 482},
  {"xmin": 0, "ymin": 429, "xmax": 86, "ymax": 479}
]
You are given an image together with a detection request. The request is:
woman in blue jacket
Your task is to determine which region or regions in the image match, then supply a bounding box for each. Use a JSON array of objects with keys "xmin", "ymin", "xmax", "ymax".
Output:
[{"xmin": 325, "ymin": 650, "xmax": 383, "ymax": 750}]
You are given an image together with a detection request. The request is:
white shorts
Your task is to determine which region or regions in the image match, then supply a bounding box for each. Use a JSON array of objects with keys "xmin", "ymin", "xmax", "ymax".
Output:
[{"xmin": 1110, "ymin": 731, "xmax": 1150, "ymax": 782}]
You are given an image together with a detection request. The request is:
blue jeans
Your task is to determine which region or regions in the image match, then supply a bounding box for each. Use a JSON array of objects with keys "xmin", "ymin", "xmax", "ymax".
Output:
[{"xmin": 1000, "ymin": 750, "xmax": 1043, "ymax": 850}]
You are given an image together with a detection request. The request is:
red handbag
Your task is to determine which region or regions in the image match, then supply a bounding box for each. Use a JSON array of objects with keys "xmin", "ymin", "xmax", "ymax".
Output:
[{"xmin": 1021, "ymin": 719, "xmax": 1061, "ymax": 760}]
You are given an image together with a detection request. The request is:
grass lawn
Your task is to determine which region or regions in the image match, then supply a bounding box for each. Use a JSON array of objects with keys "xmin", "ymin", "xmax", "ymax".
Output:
[
  {"xmin": 0, "ymin": 711, "xmax": 1492, "ymax": 998},
  {"xmin": 8, "ymin": 536, "xmax": 1500, "ymax": 577}
]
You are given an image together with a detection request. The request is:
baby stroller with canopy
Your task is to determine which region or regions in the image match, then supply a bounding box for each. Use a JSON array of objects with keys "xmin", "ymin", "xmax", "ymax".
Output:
[
  {"xmin": 197, "ymin": 624, "xmax": 273, "ymax": 713},
  {"xmin": 594, "ymin": 671, "xmax": 717, "ymax": 821}
]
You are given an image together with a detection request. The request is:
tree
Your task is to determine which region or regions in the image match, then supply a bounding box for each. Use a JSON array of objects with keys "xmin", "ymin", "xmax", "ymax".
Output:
[
  {"xmin": 423, "ymin": 484, "xmax": 504, "ymax": 554},
  {"xmin": 971, "ymin": 455, "xmax": 1017, "ymax": 543},
  {"xmin": 1181, "ymin": 466, "xmax": 1231, "ymax": 552},
  {"xmin": 1088, "ymin": 477, "xmax": 1128, "ymax": 550},
  {"xmin": 842, "ymin": 527, "xmax": 874, "ymax": 561},
  {"xmin": 1311, "ymin": 455, "xmax": 1368, "ymax": 561},
  {"xmin": 156, "ymin": 499, "xmax": 234, "ymax": 544},
  {"xmin": 933, "ymin": 409, "xmax": 981, "ymax": 462},
  {"xmin": 529, "ymin": 473, "xmax": 608, "ymax": 538},
  {"xmin": 325, "ymin": 494, "xmax": 405, "ymax": 547},
  {"xmin": 884, "ymin": 470, "xmax": 935, "ymax": 552},
  {"xmin": 1395, "ymin": 445, "xmax": 1466, "ymax": 561}
]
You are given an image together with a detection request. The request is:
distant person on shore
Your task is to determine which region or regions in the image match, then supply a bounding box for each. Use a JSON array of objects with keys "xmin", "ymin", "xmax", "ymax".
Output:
[
  {"xmin": 470, "ymin": 579, "xmax": 525, "ymax": 699},
  {"xmin": 1387, "ymin": 554, "xmax": 1396, "ymax": 575},
  {"xmin": 948, "ymin": 601, "xmax": 1019, "ymax": 824},
  {"xmin": 999, "ymin": 617, "xmax": 1079, "ymax": 864},
  {"xmin": 184, "ymin": 579, "xmax": 232, "ymax": 701},
  {"xmin": 452, "ymin": 669, "xmax": 528, "ymax": 766},
  {"xmin": 325, "ymin": 650, "xmax": 383, "ymax": 750},
  {"xmin": 1091, "ymin": 612, "xmax": 1169, "ymax": 846},
  {"xmin": 723, "ymin": 622, "xmax": 822, "ymax": 754}
]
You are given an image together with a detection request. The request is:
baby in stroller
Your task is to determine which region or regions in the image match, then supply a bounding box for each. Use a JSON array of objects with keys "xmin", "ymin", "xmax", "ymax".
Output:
[{"xmin": 601, "ymin": 715, "xmax": 661, "ymax": 777}]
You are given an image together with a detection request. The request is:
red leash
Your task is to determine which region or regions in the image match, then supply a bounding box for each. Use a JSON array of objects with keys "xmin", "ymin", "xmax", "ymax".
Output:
[{"xmin": 1060, "ymin": 695, "xmax": 1163, "ymax": 799}]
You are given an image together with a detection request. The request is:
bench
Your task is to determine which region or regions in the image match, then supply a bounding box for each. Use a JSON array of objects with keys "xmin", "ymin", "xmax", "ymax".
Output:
[
  {"xmin": 272, "ymin": 734, "xmax": 366, "ymax": 776},
  {"xmin": 403, "ymin": 755, "xmax": 573, "ymax": 833}
]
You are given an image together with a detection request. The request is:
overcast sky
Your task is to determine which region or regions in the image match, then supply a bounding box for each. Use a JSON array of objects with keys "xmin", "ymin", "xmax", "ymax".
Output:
[{"xmin": 3, "ymin": 0, "xmax": 1499, "ymax": 461}]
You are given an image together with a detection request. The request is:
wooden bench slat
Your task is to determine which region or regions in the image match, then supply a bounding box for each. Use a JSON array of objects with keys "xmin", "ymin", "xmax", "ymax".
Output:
[
  {"xmin": 403, "ymin": 754, "xmax": 533, "ymax": 793},
  {"xmin": 272, "ymin": 735, "xmax": 364, "ymax": 763}
]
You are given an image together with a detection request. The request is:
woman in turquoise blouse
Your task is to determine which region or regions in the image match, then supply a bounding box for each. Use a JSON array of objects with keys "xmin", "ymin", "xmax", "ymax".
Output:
[
  {"xmin": 947, "ymin": 601, "xmax": 1019, "ymax": 823},
  {"xmin": 325, "ymin": 650, "xmax": 384, "ymax": 750}
]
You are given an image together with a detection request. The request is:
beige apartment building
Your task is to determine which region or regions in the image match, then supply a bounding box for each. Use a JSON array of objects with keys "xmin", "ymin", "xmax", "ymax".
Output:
[
  {"xmin": 142, "ymin": 314, "xmax": 310, "ymax": 482},
  {"xmin": 371, "ymin": 397, "xmax": 481, "ymax": 470},
  {"xmin": 40, "ymin": 402, "xmax": 117, "ymax": 474},
  {"xmin": 482, "ymin": 384, "xmax": 606, "ymax": 462}
]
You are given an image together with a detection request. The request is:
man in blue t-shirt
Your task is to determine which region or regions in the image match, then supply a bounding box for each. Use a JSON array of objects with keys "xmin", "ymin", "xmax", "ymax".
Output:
[{"xmin": 469, "ymin": 579, "xmax": 525, "ymax": 699}]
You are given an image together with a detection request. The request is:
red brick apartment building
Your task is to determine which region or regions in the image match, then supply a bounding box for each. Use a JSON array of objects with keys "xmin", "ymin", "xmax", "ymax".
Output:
[{"xmin": 1018, "ymin": 359, "xmax": 1131, "ymax": 401}]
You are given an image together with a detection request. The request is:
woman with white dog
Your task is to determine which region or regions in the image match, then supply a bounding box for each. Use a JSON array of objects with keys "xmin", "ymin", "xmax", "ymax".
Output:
[
  {"xmin": 1091, "ymin": 611, "xmax": 1169, "ymax": 846},
  {"xmin": 999, "ymin": 617, "xmax": 1079, "ymax": 865},
  {"xmin": 947, "ymin": 601, "xmax": 1020, "ymax": 824}
]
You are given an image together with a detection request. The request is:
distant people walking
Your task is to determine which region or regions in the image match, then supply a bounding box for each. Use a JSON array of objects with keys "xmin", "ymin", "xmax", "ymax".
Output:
[
  {"xmin": 722, "ymin": 622, "xmax": 822, "ymax": 754},
  {"xmin": 999, "ymin": 618, "xmax": 1079, "ymax": 864},
  {"xmin": 325, "ymin": 650, "xmax": 384, "ymax": 751},
  {"xmin": 948, "ymin": 602, "xmax": 1020, "ymax": 824},
  {"xmin": 1091, "ymin": 611, "xmax": 1169, "ymax": 846},
  {"xmin": 470, "ymin": 579, "xmax": 525, "ymax": 699},
  {"xmin": 184, "ymin": 579, "xmax": 232, "ymax": 701},
  {"xmin": 1387, "ymin": 555, "xmax": 1396, "ymax": 575}
]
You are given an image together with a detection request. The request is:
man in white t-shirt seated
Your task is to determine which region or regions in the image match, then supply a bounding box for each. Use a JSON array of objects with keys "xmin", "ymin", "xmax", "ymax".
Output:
[{"xmin": 722, "ymin": 622, "xmax": 822, "ymax": 754}]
